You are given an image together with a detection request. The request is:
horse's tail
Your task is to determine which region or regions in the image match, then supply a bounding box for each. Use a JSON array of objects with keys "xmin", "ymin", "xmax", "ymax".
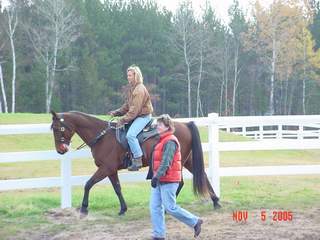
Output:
[{"xmin": 186, "ymin": 121, "xmax": 209, "ymax": 197}]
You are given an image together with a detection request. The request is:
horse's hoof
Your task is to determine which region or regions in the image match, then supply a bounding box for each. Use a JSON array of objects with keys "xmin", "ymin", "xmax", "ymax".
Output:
[
  {"xmin": 79, "ymin": 207, "xmax": 88, "ymax": 218},
  {"xmin": 214, "ymin": 202, "xmax": 222, "ymax": 209},
  {"xmin": 118, "ymin": 207, "xmax": 127, "ymax": 216},
  {"xmin": 118, "ymin": 210, "xmax": 126, "ymax": 216}
]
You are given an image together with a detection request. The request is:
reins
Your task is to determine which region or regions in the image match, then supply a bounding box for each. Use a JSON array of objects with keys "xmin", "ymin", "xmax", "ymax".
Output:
[{"xmin": 76, "ymin": 117, "xmax": 123, "ymax": 150}]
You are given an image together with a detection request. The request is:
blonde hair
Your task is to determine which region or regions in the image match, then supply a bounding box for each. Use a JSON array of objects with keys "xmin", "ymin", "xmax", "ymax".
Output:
[
  {"xmin": 157, "ymin": 114, "xmax": 175, "ymax": 132},
  {"xmin": 127, "ymin": 65, "xmax": 143, "ymax": 84}
]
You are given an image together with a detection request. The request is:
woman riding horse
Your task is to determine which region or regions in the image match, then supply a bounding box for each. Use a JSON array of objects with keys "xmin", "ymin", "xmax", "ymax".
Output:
[{"xmin": 108, "ymin": 65, "xmax": 153, "ymax": 171}]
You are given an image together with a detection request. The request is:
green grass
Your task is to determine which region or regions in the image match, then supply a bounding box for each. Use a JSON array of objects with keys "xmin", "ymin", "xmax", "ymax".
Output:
[
  {"xmin": 0, "ymin": 113, "xmax": 109, "ymax": 124},
  {"xmin": 0, "ymin": 176, "xmax": 319, "ymax": 239},
  {"xmin": 0, "ymin": 113, "xmax": 52, "ymax": 124}
]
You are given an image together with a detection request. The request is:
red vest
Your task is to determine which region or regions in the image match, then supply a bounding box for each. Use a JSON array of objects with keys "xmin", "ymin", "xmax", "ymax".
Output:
[{"xmin": 153, "ymin": 131, "xmax": 181, "ymax": 182}]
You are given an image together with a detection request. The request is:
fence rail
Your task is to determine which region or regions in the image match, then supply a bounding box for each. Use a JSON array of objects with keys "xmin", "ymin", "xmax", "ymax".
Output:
[{"xmin": 1, "ymin": 113, "xmax": 320, "ymax": 208}]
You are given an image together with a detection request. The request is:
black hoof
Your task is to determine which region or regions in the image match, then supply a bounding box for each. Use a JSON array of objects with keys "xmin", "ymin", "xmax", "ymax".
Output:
[
  {"xmin": 118, "ymin": 210, "xmax": 126, "ymax": 215},
  {"xmin": 214, "ymin": 202, "xmax": 222, "ymax": 209},
  {"xmin": 80, "ymin": 207, "xmax": 88, "ymax": 218},
  {"xmin": 118, "ymin": 207, "xmax": 127, "ymax": 216}
]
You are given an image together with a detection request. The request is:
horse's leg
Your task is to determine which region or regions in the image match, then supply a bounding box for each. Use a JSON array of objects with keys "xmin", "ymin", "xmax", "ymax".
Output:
[
  {"xmin": 108, "ymin": 173, "xmax": 127, "ymax": 215},
  {"xmin": 80, "ymin": 167, "xmax": 109, "ymax": 216},
  {"xmin": 184, "ymin": 156, "xmax": 221, "ymax": 209}
]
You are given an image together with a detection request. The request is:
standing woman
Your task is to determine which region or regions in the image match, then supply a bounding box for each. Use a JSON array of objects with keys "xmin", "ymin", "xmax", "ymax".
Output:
[
  {"xmin": 149, "ymin": 114, "xmax": 203, "ymax": 240},
  {"xmin": 108, "ymin": 65, "xmax": 153, "ymax": 171}
]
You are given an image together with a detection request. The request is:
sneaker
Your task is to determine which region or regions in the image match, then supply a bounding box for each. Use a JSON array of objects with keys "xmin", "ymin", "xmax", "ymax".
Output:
[{"xmin": 194, "ymin": 219, "xmax": 203, "ymax": 237}]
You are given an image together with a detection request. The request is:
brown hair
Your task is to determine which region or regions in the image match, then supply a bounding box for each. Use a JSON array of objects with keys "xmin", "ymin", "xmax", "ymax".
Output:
[{"xmin": 157, "ymin": 114, "xmax": 175, "ymax": 132}]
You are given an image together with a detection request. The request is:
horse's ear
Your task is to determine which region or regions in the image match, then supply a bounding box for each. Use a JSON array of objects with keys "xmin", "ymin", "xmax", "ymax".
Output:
[{"xmin": 50, "ymin": 110, "xmax": 58, "ymax": 120}]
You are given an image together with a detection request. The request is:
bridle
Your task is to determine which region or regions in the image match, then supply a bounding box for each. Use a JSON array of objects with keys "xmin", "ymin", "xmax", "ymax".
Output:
[{"xmin": 51, "ymin": 114, "xmax": 74, "ymax": 146}]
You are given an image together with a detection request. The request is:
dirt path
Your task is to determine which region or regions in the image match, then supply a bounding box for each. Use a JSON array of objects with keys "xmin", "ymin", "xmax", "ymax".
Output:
[{"xmin": 10, "ymin": 208, "xmax": 320, "ymax": 240}]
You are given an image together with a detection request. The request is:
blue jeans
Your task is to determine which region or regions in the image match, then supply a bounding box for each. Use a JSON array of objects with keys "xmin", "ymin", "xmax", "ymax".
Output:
[
  {"xmin": 150, "ymin": 182, "xmax": 199, "ymax": 238},
  {"xmin": 126, "ymin": 114, "xmax": 151, "ymax": 158}
]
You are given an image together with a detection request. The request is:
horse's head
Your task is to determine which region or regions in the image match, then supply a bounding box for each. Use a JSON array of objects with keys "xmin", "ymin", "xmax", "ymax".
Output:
[{"xmin": 50, "ymin": 110, "xmax": 75, "ymax": 154}]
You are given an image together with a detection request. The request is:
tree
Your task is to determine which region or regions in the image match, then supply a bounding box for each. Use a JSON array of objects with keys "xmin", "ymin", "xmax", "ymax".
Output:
[
  {"xmin": 247, "ymin": 0, "xmax": 307, "ymax": 115},
  {"xmin": 0, "ymin": 19, "xmax": 8, "ymax": 113},
  {"xmin": 309, "ymin": 0, "xmax": 320, "ymax": 50},
  {"xmin": 0, "ymin": 58, "xmax": 8, "ymax": 113},
  {"xmin": 26, "ymin": 0, "xmax": 82, "ymax": 112},
  {"xmin": 2, "ymin": 1, "xmax": 18, "ymax": 113},
  {"xmin": 171, "ymin": 1, "xmax": 198, "ymax": 117},
  {"xmin": 228, "ymin": 0, "xmax": 247, "ymax": 116}
]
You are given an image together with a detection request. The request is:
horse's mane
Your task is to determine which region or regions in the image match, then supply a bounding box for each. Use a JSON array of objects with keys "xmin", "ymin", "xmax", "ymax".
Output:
[{"xmin": 68, "ymin": 111, "xmax": 107, "ymax": 127}]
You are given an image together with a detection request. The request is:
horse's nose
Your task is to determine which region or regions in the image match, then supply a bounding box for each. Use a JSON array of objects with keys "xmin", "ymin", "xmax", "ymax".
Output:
[{"xmin": 57, "ymin": 144, "xmax": 69, "ymax": 154}]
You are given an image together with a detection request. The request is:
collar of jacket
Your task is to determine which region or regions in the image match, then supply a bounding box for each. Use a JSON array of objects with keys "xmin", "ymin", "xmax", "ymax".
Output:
[
  {"xmin": 159, "ymin": 130, "xmax": 174, "ymax": 140},
  {"xmin": 130, "ymin": 81, "xmax": 140, "ymax": 89}
]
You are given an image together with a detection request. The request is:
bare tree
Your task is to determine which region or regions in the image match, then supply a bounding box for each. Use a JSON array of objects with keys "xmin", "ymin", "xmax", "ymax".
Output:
[
  {"xmin": 0, "ymin": 62, "xmax": 8, "ymax": 113},
  {"xmin": 27, "ymin": 0, "xmax": 81, "ymax": 112},
  {"xmin": 2, "ymin": 2, "xmax": 18, "ymax": 113},
  {"xmin": 0, "ymin": 30, "xmax": 8, "ymax": 113},
  {"xmin": 172, "ymin": 1, "xmax": 198, "ymax": 117},
  {"xmin": 228, "ymin": 0, "xmax": 246, "ymax": 116}
]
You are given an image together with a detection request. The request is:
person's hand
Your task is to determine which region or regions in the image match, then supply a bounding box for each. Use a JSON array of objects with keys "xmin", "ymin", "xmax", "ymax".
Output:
[
  {"xmin": 108, "ymin": 110, "xmax": 116, "ymax": 116},
  {"xmin": 116, "ymin": 119, "xmax": 125, "ymax": 128},
  {"xmin": 151, "ymin": 177, "xmax": 159, "ymax": 188}
]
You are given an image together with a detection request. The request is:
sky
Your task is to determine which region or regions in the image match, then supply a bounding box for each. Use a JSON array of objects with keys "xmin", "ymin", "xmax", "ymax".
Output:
[
  {"xmin": 155, "ymin": 0, "xmax": 273, "ymax": 23},
  {"xmin": 1, "ymin": 0, "xmax": 273, "ymax": 23}
]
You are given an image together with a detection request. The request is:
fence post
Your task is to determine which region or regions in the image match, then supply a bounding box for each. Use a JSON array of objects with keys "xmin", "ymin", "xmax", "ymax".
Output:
[
  {"xmin": 259, "ymin": 125, "xmax": 263, "ymax": 140},
  {"xmin": 208, "ymin": 113, "xmax": 220, "ymax": 198},
  {"xmin": 61, "ymin": 153, "xmax": 72, "ymax": 208},
  {"xmin": 298, "ymin": 124, "xmax": 303, "ymax": 140},
  {"xmin": 277, "ymin": 125, "xmax": 282, "ymax": 139}
]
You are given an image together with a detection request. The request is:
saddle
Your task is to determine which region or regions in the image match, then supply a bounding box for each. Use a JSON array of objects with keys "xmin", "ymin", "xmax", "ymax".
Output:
[{"xmin": 112, "ymin": 118, "xmax": 160, "ymax": 168}]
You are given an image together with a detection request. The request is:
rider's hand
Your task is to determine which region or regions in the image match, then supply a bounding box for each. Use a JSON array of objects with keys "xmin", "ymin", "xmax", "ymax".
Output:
[
  {"xmin": 108, "ymin": 111, "xmax": 116, "ymax": 116},
  {"xmin": 151, "ymin": 176, "xmax": 159, "ymax": 188},
  {"xmin": 116, "ymin": 119, "xmax": 125, "ymax": 128}
]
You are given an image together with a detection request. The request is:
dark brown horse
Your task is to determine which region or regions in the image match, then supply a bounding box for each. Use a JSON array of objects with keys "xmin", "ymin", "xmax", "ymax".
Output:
[{"xmin": 50, "ymin": 111, "xmax": 220, "ymax": 216}]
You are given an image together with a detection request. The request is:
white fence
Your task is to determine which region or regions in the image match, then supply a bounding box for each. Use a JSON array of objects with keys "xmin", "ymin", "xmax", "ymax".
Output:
[{"xmin": 1, "ymin": 113, "xmax": 320, "ymax": 208}]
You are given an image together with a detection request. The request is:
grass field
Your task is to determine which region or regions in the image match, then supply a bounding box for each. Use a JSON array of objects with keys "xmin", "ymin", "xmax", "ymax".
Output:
[{"xmin": 0, "ymin": 113, "xmax": 320, "ymax": 239}]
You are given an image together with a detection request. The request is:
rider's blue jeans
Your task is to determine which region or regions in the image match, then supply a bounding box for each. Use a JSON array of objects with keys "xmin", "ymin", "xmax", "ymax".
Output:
[
  {"xmin": 126, "ymin": 114, "xmax": 151, "ymax": 158},
  {"xmin": 150, "ymin": 182, "xmax": 199, "ymax": 238}
]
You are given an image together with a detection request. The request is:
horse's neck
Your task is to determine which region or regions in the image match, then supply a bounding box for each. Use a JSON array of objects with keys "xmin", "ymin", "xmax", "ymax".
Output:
[{"xmin": 68, "ymin": 113, "xmax": 104, "ymax": 144}]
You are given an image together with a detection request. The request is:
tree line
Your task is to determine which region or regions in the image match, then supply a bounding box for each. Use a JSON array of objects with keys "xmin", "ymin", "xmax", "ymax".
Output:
[{"xmin": 0, "ymin": 0, "xmax": 319, "ymax": 117}]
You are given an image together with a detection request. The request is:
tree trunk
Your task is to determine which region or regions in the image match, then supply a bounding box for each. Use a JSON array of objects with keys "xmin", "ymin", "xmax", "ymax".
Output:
[
  {"xmin": 288, "ymin": 78, "xmax": 298, "ymax": 115},
  {"xmin": 182, "ymin": 29, "xmax": 191, "ymax": 117},
  {"xmin": 224, "ymin": 36, "xmax": 229, "ymax": 116},
  {"xmin": 45, "ymin": 52, "xmax": 50, "ymax": 113},
  {"xmin": 302, "ymin": 30, "xmax": 306, "ymax": 115},
  {"xmin": 232, "ymin": 43, "xmax": 239, "ymax": 116},
  {"xmin": 6, "ymin": 9, "xmax": 18, "ymax": 113},
  {"xmin": 46, "ymin": 20, "xmax": 60, "ymax": 113},
  {"xmin": 0, "ymin": 63, "xmax": 8, "ymax": 113},
  {"xmin": 284, "ymin": 69, "xmax": 289, "ymax": 115},
  {"xmin": 196, "ymin": 42, "xmax": 203, "ymax": 117},
  {"xmin": 269, "ymin": 32, "xmax": 276, "ymax": 115},
  {"xmin": 9, "ymin": 35, "xmax": 16, "ymax": 113},
  {"xmin": 279, "ymin": 78, "xmax": 283, "ymax": 114},
  {"xmin": 219, "ymin": 81, "xmax": 224, "ymax": 115}
]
